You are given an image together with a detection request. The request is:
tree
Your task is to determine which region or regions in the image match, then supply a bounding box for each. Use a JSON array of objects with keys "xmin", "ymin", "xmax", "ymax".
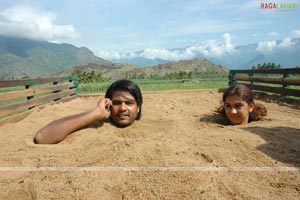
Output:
[{"xmin": 72, "ymin": 70, "xmax": 103, "ymax": 83}]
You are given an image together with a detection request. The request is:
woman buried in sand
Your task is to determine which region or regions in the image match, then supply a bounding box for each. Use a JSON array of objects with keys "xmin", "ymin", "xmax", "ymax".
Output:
[{"xmin": 217, "ymin": 84, "xmax": 267, "ymax": 125}]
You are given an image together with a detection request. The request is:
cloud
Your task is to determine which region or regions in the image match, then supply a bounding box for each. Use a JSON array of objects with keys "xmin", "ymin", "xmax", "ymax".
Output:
[
  {"xmin": 223, "ymin": 33, "xmax": 236, "ymax": 53},
  {"xmin": 291, "ymin": 29, "xmax": 300, "ymax": 38},
  {"xmin": 97, "ymin": 33, "xmax": 237, "ymax": 60},
  {"xmin": 0, "ymin": 5, "xmax": 79, "ymax": 41},
  {"xmin": 97, "ymin": 50, "xmax": 138, "ymax": 60},
  {"xmin": 140, "ymin": 48, "xmax": 184, "ymax": 60},
  {"xmin": 256, "ymin": 36, "xmax": 296, "ymax": 52},
  {"xmin": 185, "ymin": 33, "xmax": 236, "ymax": 58},
  {"xmin": 267, "ymin": 31, "xmax": 280, "ymax": 37},
  {"xmin": 278, "ymin": 38, "xmax": 295, "ymax": 48},
  {"xmin": 98, "ymin": 48, "xmax": 188, "ymax": 61},
  {"xmin": 256, "ymin": 41, "xmax": 277, "ymax": 52}
]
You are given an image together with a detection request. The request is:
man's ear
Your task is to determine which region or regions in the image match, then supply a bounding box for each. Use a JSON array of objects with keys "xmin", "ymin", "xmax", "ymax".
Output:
[
  {"xmin": 249, "ymin": 102, "xmax": 255, "ymax": 112},
  {"xmin": 137, "ymin": 106, "xmax": 140, "ymax": 113}
]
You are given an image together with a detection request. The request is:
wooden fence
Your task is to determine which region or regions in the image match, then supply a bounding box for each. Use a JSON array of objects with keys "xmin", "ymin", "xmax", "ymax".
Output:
[
  {"xmin": 229, "ymin": 68, "xmax": 300, "ymax": 98},
  {"xmin": 0, "ymin": 76, "xmax": 78, "ymax": 126}
]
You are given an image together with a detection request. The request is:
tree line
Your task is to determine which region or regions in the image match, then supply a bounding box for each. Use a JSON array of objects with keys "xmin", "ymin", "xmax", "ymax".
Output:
[
  {"xmin": 251, "ymin": 62, "xmax": 281, "ymax": 70},
  {"xmin": 124, "ymin": 71, "xmax": 227, "ymax": 80},
  {"xmin": 70, "ymin": 70, "xmax": 227, "ymax": 83}
]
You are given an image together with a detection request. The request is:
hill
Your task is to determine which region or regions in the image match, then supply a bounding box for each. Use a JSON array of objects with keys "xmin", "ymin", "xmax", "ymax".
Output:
[
  {"xmin": 123, "ymin": 58, "xmax": 228, "ymax": 79},
  {"xmin": 59, "ymin": 58, "xmax": 228, "ymax": 80},
  {"xmin": 0, "ymin": 35, "xmax": 103, "ymax": 79},
  {"xmin": 58, "ymin": 60, "xmax": 137, "ymax": 80}
]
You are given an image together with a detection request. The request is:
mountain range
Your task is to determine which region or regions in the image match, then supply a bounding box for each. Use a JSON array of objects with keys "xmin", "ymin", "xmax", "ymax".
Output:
[
  {"xmin": 0, "ymin": 35, "xmax": 299, "ymax": 80},
  {"xmin": 0, "ymin": 35, "xmax": 228, "ymax": 80},
  {"xmin": 110, "ymin": 38, "xmax": 300, "ymax": 69},
  {"xmin": 209, "ymin": 39, "xmax": 300, "ymax": 69}
]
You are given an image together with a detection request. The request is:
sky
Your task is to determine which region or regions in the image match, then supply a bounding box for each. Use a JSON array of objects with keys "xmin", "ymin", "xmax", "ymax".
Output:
[{"xmin": 0, "ymin": 0, "xmax": 300, "ymax": 60}]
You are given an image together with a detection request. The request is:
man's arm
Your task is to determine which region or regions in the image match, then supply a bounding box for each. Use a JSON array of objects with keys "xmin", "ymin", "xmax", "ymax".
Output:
[{"xmin": 34, "ymin": 98, "xmax": 111, "ymax": 144}]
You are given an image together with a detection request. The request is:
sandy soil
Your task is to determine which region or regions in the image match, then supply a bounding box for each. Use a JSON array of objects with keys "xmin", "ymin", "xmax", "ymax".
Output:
[{"xmin": 0, "ymin": 89, "xmax": 300, "ymax": 199}]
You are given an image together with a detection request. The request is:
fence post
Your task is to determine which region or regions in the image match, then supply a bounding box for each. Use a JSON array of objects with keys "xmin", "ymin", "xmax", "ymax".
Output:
[
  {"xmin": 53, "ymin": 80, "xmax": 61, "ymax": 101},
  {"xmin": 282, "ymin": 72, "xmax": 291, "ymax": 96},
  {"xmin": 25, "ymin": 79, "xmax": 35, "ymax": 110},
  {"xmin": 69, "ymin": 76, "xmax": 78, "ymax": 94},
  {"xmin": 249, "ymin": 71, "xmax": 254, "ymax": 87},
  {"xmin": 229, "ymin": 71, "xmax": 235, "ymax": 86}
]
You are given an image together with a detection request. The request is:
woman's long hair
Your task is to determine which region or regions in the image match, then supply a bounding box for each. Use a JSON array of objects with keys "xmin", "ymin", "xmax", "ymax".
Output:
[{"xmin": 216, "ymin": 84, "xmax": 267, "ymax": 121}]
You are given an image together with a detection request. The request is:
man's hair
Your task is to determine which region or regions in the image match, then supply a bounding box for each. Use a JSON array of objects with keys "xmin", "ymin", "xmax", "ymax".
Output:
[{"xmin": 105, "ymin": 79, "xmax": 143, "ymax": 120}]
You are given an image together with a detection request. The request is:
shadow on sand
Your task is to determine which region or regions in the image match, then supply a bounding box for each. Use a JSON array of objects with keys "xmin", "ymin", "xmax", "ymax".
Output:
[
  {"xmin": 242, "ymin": 126, "xmax": 300, "ymax": 167},
  {"xmin": 199, "ymin": 113, "xmax": 231, "ymax": 126},
  {"xmin": 254, "ymin": 92, "xmax": 300, "ymax": 109}
]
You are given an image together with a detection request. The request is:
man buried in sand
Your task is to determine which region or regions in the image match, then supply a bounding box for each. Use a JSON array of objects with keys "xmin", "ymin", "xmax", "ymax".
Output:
[{"xmin": 34, "ymin": 79, "xmax": 143, "ymax": 144}]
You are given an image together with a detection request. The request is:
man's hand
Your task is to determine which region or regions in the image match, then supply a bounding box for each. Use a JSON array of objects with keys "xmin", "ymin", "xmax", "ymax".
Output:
[{"xmin": 94, "ymin": 98, "xmax": 112, "ymax": 120}]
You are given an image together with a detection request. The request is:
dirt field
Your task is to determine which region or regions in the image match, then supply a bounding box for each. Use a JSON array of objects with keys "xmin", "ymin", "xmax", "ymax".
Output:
[{"xmin": 0, "ymin": 89, "xmax": 300, "ymax": 199}]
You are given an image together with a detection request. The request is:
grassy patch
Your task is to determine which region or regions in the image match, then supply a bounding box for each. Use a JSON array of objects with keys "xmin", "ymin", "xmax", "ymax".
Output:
[{"xmin": 77, "ymin": 78, "xmax": 229, "ymax": 94}]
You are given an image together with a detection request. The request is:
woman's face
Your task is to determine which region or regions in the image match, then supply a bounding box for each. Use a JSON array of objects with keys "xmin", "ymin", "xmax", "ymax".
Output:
[
  {"xmin": 224, "ymin": 95, "xmax": 254, "ymax": 125},
  {"xmin": 110, "ymin": 91, "xmax": 140, "ymax": 127}
]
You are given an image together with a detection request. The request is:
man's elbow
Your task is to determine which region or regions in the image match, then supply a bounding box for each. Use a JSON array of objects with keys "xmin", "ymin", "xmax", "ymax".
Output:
[
  {"xmin": 33, "ymin": 132, "xmax": 44, "ymax": 144},
  {"xmin": 34, "ymin": 132, "xmax": 55, "ymax": 144},
  {"xmin": 34, "ymin": 131, "xmax": 61, "ymax": 144}
]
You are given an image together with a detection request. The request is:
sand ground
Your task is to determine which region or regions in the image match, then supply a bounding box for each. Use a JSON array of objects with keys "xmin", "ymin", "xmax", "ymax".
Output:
[{"xmin": 0, "ymin": 89, "xmax": 300, "ymax": 199}]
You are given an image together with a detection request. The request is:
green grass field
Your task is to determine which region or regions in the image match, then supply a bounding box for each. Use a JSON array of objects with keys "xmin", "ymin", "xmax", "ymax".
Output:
[{"xmin": 77, "ymin": 78, "xmax": 229, "ymax": 94}]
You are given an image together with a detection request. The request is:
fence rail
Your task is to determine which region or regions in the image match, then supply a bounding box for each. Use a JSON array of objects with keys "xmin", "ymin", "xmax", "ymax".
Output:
[
  {"xmin": 229, "ymin": 68, "xmax": 300, "ymax": 98},
  {"xmin": 0, "ymin": 76, "xmax": 78, "ymax": 126}
]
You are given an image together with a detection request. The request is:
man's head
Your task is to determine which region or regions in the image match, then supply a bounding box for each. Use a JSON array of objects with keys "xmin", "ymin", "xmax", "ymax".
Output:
[{"xmin": 105, "ymin": 80, "xmax": 143, "ymax": 127}]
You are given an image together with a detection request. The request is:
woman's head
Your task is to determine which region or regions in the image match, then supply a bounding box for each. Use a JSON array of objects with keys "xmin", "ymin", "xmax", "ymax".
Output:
[
  {"xmin": 223, "ymin": 84, "xmax": 254, "ymax": 104},
  {"xmin": 222, "ymin": 84, "xmax": 255, "ymax": 125},
  {"xmin": 105, "ymin": 80, "xmax": 143, "ymax": 127}
]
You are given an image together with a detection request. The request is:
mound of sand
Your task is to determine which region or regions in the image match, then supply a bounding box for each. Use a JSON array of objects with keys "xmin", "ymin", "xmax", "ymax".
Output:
[{"xmin": 0, "ymin": 89, "xmax": 299, "ymax": 199}]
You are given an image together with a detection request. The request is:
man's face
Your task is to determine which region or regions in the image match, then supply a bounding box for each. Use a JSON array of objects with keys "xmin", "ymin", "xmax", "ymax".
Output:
[
  {"xmin": 110, "ymin": 91, "xmax": 140, "ymax": 127},
  {"xmin": 224, "ymin": 95, "xmax": 254, "ymax": 125}
]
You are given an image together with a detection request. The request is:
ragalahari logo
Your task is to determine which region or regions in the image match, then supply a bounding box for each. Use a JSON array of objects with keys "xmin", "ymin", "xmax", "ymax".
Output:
[{"xmin": 260, "ymin": 2, "xmax": 298, "ymax": 10}]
